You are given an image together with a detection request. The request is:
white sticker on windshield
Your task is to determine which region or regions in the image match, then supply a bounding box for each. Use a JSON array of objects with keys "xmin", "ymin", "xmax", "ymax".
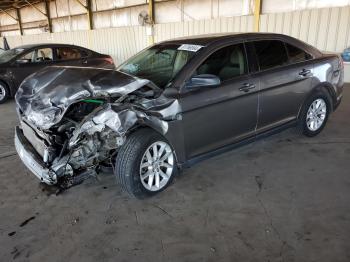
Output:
[{"xmin": 178, "ymin": 44, "xmax": 203, "ymax": 52}]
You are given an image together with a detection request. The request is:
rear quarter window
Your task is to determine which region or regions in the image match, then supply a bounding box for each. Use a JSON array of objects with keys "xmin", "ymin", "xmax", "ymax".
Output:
[
  {"xmin": 80, "ymin": 49, "xmax": 89, "ymax": 58},
  {"xmin": 285, "ymin": 43, "xmax": 313, "ymax": 63}
]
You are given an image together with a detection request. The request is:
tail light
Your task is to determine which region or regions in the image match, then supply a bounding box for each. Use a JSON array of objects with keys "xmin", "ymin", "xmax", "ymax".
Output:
[
  {"xmin": 338, "ymin": 55, "xmax": 344, "ymax": 69},
  {"xmin": 104, "ymin": 57, "xmax": 114, "ymax": 65}
]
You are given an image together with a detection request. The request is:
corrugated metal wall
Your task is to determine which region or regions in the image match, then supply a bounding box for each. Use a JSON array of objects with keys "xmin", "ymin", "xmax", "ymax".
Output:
[
  {"xmin": 1, "ymin": 6, "xmax": 349, "ymax": 65},
  {"xmin": 2, "ymin": 26, "xmax": 148, "ymax": 65},
  {"xmin": 1, "ymin": 15, "xmax": 254, "ymax": 65},
  {"xmin": 262, "ymin": 0, "xmax": 350, "ymax": 13},
  {"xmin": 0, "ymin": 0, "xmax": 253, "ymax": 35},
  {"xmin": 154, "ymin": 15, "xmax": 254, "ymax": 42},
  {"xmin": 260, "ymin": 6, "xmax": 350, "ymax": 53}
]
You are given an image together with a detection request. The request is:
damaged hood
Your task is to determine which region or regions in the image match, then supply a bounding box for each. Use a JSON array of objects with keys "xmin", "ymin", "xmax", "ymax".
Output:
[{"xmin": 15, "ymin": 66, "xmax": 152, "ymax": 129}]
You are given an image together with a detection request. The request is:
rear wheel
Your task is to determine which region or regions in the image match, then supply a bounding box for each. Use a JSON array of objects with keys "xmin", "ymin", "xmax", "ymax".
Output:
[
  {"xmin": 115, "ymin": 128, "xmax": 177, "ymax": 199},
  {"xmin": 297, "ymin": 89, "xmax": 331, "ymax": 137},
  {"xmin": 0, "ymin": 82, "xmax": 9, "ymax": 104}
]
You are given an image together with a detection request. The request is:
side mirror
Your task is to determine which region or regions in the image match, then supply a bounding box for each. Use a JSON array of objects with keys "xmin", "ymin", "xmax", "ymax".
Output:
[
  {"xmin": 16, "ymin": 59, "xmax": 30, "ymax": 64},
  {"xmin": 163, "ymin": 87, "xmax": 179, "ymax": 97},
  {"xmin": 186, "ymin": 74, "xmax": 221, "ymax": 89}
]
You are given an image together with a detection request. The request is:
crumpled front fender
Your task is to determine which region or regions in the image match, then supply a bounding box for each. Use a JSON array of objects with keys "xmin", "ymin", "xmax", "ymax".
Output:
[{"xmin": 69, "ymin": 104, "xmax": 169, "ymax": 148}]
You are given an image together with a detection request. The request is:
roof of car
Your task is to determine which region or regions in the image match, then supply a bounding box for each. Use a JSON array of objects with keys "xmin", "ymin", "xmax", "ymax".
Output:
[
  {"xmin": 159, "ymin": 32, "xmax": 294, "ymax": 46},
  {"xmin": 14, "ymin": 43, "xmax": 86, "ymax": 50}
]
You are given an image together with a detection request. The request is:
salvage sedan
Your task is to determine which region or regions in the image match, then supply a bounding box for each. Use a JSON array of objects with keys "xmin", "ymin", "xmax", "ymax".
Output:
[{"xmin": 14, "ymin": 33, "xmax": 343, "ymax": 198}]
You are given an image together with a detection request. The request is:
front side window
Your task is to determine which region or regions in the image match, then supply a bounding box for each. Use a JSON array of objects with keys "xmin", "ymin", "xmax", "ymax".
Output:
[
  {"xmin": 19, "ymin": 51, "xmax": 35, "ymax": 63},
  {"xmin": 286, "ymin": 43, "xmax": 312, "ymax": 63},
  {"xmin": 254, "ymin": 40, "xmax": 288, "ymax": 70},
  {"xmin": 18, "ymin": 48, "xmax": 53, "ymax": 63},
  {"xmin": 56, "ymin": 47, "xmax": 82, "ymax": 60},
  {"xmin": 195, "ymin": 43, "xmax": 247, "ymax": 81},
  {"xmin": 119, "ymin": 44, "xmax": 196, "ymax": 88}
]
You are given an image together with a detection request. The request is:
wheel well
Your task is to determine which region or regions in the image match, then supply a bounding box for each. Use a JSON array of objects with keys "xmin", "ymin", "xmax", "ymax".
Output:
[
  {"xmin": 298, "ymin": 84, "xmax": 334, "ymax": 119},
  {"xmin": 128, "ymin": 124, "xmax": 163, "ymax": 137},
  {"xmin": 305, "ymin": 84, "xmax": 335, "ymax": 111},
  {"xmin": 126, "ymin": 125, "xmax": 180, "ymax": 167},
  {"xmin": 317, "ymin": 85, "xmax": 335, "ymax": 111}
]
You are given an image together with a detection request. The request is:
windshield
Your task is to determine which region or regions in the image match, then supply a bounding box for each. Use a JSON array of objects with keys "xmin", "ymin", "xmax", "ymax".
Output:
[
  {"xmin": 0, "ymin": 48, "xmax": 25, "ymax": 63},
  {"xmin": 118, "ymin": 44, "xmax": 196, "ymax": 88}
]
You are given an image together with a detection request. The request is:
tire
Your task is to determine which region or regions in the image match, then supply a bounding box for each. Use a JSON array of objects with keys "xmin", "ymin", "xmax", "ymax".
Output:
[
  {"xmin": 297, "ymin": 89, "xmax": 332, "ymax": 137},
  {"xmin": 0, "ymin": 81, "xmax": 9, "ymax": 104},
  {"xmin": 115, "ymin": 128, "xmax": 177, "ymax": 199}
]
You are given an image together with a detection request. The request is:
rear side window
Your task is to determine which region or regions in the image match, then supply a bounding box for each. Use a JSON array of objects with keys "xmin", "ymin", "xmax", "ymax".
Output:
[
  {"xmin": 81, "ymin": 49, "xmax": 89, "ymax": 58},
  {"xmin": 196, "ymin": 43, "xmax": 247, "ymax": 81},
  {"xmin": 286, "ymin": 43, "xmax": 312, "ymax": 63},
  {"xmin": 56, "ymin": 47, "xmax": 82, "ymax": 60},
  {"xmin": 254, "ymin": 40, "xmax": 288, "ymax": 71}
]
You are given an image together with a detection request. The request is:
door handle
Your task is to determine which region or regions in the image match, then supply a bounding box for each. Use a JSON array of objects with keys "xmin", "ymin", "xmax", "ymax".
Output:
[
  {"xmin": 299, "ymin": 69, "xmax": 311, "ymax": 76},
  {"xmin": 239, "ymin": 83, "xmax": 256, "ymax": 92},
  {"xmin": 82, "ymin": 59, "xmax": 88, "ymax": 64}
]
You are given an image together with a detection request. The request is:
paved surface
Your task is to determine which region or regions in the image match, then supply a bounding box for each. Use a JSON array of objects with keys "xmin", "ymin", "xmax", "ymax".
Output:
[{"xmin": 0, "ymin": 86, "xmax": 349, "ymax": 262}]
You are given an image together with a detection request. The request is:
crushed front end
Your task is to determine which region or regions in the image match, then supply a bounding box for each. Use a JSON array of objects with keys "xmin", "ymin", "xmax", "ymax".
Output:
[{"xmin": 14, "ymin": 66, "xmax": 179, "ymax": 188}]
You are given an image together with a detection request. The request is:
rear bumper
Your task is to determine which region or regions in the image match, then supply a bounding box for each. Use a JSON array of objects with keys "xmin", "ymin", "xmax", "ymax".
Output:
[{"xmin": 14, "ymin": 126, "xmax": 57, "ymax": 185}]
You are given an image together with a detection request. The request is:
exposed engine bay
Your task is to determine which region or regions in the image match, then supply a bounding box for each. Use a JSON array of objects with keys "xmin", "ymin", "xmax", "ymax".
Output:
[{"xmin": 15, "ymin": 66, "xmax": 180, "ymax": 188}]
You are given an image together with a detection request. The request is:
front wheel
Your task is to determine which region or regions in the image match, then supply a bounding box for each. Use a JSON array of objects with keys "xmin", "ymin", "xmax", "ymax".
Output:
[
  {"xmin": 115, "ymin": 128, "xmax": 177, "ymax": 199},
  {"xmin": 297, "ymin": 90, "xmax": 331, "ymax": 137},
  {"xmin": 0, "ymin": 82, "xmax": 9, "ymax": 104}
]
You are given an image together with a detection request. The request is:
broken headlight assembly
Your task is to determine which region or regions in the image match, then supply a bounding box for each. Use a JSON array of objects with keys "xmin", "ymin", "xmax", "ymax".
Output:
[{"xmin": 26, "ymin": 107, "xmax": 61, "ymax": 130}]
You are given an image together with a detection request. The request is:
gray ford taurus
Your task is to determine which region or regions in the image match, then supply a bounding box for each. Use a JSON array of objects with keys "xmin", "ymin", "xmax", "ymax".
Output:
[{"xmin": 14, "ymin": 33, "xmax": 343, "ymax": 198}]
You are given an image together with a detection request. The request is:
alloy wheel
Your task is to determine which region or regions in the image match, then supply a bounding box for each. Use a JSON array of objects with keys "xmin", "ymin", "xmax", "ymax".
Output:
[
  {"xmin": 306, "ymin": 98, "xmax": 327, "ymax": 131},
  {"xmin": 0, "ymin": 85, "xmax": 5, "ymax": 101},
  {"xmin": 139, "ymin": 141, "xmax": 174, "ymax": 191}
]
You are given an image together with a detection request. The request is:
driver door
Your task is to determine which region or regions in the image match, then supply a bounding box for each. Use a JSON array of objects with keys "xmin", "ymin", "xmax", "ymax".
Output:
[
  {"xmin": 12, "ymin": 47, "xmax": 54, "ymax": 87},
  {"xmin": 179, "ymin": 43, "xmax": 259, "ymax": 159}
]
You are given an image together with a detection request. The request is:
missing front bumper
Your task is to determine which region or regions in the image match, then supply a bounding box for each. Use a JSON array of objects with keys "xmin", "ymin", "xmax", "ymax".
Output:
[{"xmin": 14, "ymin": 126, "xmax": 57, "ymax": 185}]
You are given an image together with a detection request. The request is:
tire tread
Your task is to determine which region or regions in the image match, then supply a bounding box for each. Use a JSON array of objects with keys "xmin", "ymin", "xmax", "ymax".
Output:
[{"xmin": 115, "ymin": 128, "xmax": 175, "ymax": 199}]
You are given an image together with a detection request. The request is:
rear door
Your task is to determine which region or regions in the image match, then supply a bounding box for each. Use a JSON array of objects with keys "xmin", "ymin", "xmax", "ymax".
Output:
[
  {"xmin": 12, "ymin": 47, "xmax": 54, "ymax": 87},
  {"xmin": 78, "ymin": 49, "xmax": 105, "ymax": 67},
  {"xmin": 250, "ymin": 40, "xmax": 314, "ymax": 133},
  {"xmin": 179, "ymin": 42, "xmax": 259, "ymax": 159}
]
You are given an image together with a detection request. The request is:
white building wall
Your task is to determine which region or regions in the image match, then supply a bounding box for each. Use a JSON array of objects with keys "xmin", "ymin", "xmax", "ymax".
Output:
[
  {"xmin": 259, "ymin": 6, "xmax": 350, "ymax": 53},
  {"xmin": 1, "ymin": 0, "xmax": 350, "ymax": 35},
  {"xmin": 0, "ymin": 15, "xmax": 253, "ymax": 65},
  {"xmin": 263, "ymin": 0, "xmax": 350, "ymax": 13},
  {"xmin": 2, "ymin": 5, "xmax": 349, "ymax": 63},
  {"xmin": 0, "ymin": 0, "xmax": 254, "ymax": 34},
  {"xmin": 1, "ymin": 2, "xmax": 350, "ymax": 82},
  {"xmin": 1, "ymin": 26, "xmax": 148, "ymax": 65}
]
